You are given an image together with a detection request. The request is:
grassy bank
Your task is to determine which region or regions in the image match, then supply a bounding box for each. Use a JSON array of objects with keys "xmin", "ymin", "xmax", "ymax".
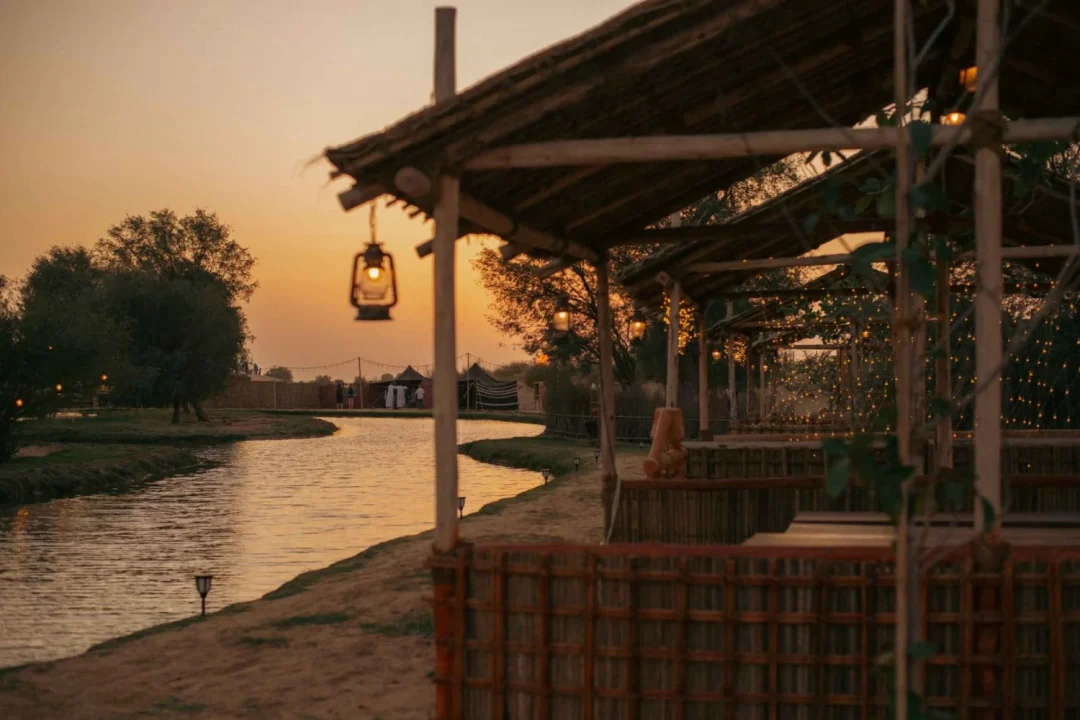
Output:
[
  {"xmin": 0, "ymin": 444, "xmax": 207, "ymax": 505},
  {"xmin": 2, "ymin": 410, "xmax": 336, "ymax": 505},
  {"xmin": 15, "ymin": 409, "xmax": 337, "ymax": 445},
  {"xmin": 0, "ymin": 435, "xmax": 644, "ymax": 718},
  {"xmin": 265, "ymin": 408, "xmax": 546, "ymax": 425}
]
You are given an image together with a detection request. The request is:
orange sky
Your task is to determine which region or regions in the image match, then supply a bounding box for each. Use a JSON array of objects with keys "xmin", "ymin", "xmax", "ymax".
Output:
[{"xmin": 0, "ymin": 0, "xmax": 632, "ymax": 379}]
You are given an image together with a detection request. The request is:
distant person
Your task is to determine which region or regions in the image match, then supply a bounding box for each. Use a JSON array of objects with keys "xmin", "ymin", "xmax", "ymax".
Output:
[
  {"xmin": 253, "ymin": 363, "xmax": 260, "ymax": 376},
  {"xmin": 335, "ymin": 381, "xmax": 344, "ymax": 409},
  {"xmin": 415, "ymin": 385, "xmax": 425, "ymax": 409},
  {"xmin": 385, "ymin": 383, "xmax": 396, "ymax": 409},
  {"xmin": 396, "ymin": 384, "xmax": 406, "ymax": 410},
  {"xmin": 346, "ymin": 383, "xmax": 356, "ymax": 409}
]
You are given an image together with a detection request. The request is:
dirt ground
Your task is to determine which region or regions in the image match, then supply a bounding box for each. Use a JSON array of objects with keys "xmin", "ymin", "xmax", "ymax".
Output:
[{"xmin": 0, "ymin": 452, "xmax": 642, "ymax": 719}]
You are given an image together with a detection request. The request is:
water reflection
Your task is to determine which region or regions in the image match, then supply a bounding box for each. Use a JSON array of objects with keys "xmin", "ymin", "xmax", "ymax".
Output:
[{"xmin": 0, "ymin": 418, "xmax": 543, "ymax": 666}]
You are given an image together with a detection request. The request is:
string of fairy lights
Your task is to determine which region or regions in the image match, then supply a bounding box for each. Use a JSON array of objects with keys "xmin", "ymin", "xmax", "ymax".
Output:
[{"xmin": 755, "ymin": 259, "xmax": 1080, "ymax": 431}]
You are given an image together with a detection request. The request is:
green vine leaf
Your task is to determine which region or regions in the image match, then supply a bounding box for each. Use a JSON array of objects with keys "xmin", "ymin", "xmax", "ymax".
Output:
[{"xmin": 826, "ymin": 457, "xmax": 850, "ymax": 498}]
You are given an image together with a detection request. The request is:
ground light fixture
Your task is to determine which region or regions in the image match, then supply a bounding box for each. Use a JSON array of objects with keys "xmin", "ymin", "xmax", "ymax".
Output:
[
  {"xmin": 552, "ymin": 295, "xmax": 571, "ymax": 334},
  {"xmin": 351, "ymin": 241, "xmax": 398, "ymax": 321},
  {"xmin": 574, "ymin": 457, "xmax": 581, "ymax": 471},
  {"xmin": 457, "ymin": 496, "xmax": 465, "ymax": 518},
  {"xmin": 628, "ymin": 309, "xmax": 648, "ymax": 342},
  {"xmin": 195, "ymin": 575, "xmax": 213, "ymax": 617},
  {"xmin": 541, "ymin": 468, "xmax": 551, "ymax": 484}
]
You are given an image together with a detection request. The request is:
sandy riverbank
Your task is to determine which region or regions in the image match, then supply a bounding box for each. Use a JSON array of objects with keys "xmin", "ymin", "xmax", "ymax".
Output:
[{"xmin": 0, "ymin": 438, "xmax": 642, "ymax": 719}]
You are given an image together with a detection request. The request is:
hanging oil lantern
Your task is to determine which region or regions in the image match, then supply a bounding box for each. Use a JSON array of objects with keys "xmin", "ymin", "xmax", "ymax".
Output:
[
  {"xmin": 351, "ymin": 204, "xmax": 398, "ymax": 321},
  {"xmin": 628, "ymin": 308, "xmax": 648, "ymax": 342},
  {"xmin": 350, "ymin": 242, "xmax": 397, "ymax": 321},
  {"xmin": 711, "ymin": 347, "xmax": 722, "ymax": 361},
  {"xmin": 552, "ymin": 295, "xmax": 571, "ymax": 335}
]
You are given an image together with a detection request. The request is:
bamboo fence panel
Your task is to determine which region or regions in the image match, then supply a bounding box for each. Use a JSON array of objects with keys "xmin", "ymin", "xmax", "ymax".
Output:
[{"xmin": 430, "ymin": 544, "xmax": 1080, "ymax": 719}]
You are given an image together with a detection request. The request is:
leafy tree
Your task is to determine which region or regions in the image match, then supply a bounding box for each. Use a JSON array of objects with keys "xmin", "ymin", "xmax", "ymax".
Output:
[
  {"xmin": 265, "ymin": 366, "xmax": 293, "ymax": 382},
  {"xmin": 314, "ymin": 374, "xmax": 333, "ymax": 385},
  {"xmin": 95, "ymin": 208, "xmax": 257, "ymax": 304},
  {"xmin": 379, "ymin": 373, "xmax": 394, "ymax": 382}
]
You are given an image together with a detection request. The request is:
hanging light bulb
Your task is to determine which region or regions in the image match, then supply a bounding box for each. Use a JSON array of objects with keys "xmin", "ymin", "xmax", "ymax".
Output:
[
  {"xmin": 552, "ymin": 295, "xmax": 571, "ymax": 335},
  {"xmin": 628, "ymin": 307, "xmax": 648, "ymax": 342},
  {"xmin": 55, "ymin": 383, "xmax": 63, "ymax": 394},
  {"xmin": 15, "ymin": 398, "xmax": 24, "ymax": 408},
  {"xmin": 942, "ymin": 110, "xmax": 966, "ymax": 126},
  {"xmin": 711, "ymin": 348, "xmax": 722, "ymax": 361},
  {"xmin": 959, "ymin": 66, "xmax": 978, "ymax": 92}
]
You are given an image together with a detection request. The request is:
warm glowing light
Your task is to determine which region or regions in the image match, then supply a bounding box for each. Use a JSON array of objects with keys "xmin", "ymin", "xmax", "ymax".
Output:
[
  {"xmin": 55, "ymin": 383, "xmax": 63, "ymax": 393},
  {"xmin": 628, "ymin": 308, "xmax": 648, "ymax": 342},
  {"xmin": 959, "ymin": 66, "xmax": 977, "ymax": 92},
  {"xmin": 101, "ymin": 373, "xmax": 109, "ymax": 383},
  {"xmin": 15, "ymin": 398, "xmax": 24, "ymax": 408},
  {"xmin": 942, "ymin": 111, "xmax": 966, "ymax": 126},
  {"xmin": 365, "ymin": 266, "xmax": 382, "ymax": 281},
  {"xmin": 535, "ymin": 353, "xmax": 549, "ymax": 366},
  {"xmin": 711, "ymin": 348, "xmax": 722, "ymax": 361},
  {"xmin": 552, "ymin": 296, "xmax": 571, "ymax": 334}
]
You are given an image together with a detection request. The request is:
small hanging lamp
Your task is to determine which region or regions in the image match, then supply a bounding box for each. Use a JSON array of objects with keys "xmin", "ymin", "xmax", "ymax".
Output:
[
  {"xmin": 552, "ymin": 295, "xmax": 571, "ymax": 335},
  {"xmin": 959, "ymin": 66, "xmax": 978, "ymax": 92},
  {"xmin": 942, "ymin": 110, "xmax": 966, "ymax": 126},
  {"xmin": 711, "ymin": 347, "xmax": 722, "ymax": 361},
  {"xmin": 628, "ymin": 307, "xmax": 648, "ymax": 342},
  {"xmin": 351, "ymin": 205, "xmax": 398, "ymax": 321}
]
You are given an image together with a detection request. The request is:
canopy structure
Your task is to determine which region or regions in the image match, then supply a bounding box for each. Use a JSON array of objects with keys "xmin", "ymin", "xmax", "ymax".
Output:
[
  {"xmin": 323, "ymin": 3, "xmax": 1080, "ymax": 716},
  {"xmin": 395, "ymin": 365, "xmax": 429, "ymax": 383}
]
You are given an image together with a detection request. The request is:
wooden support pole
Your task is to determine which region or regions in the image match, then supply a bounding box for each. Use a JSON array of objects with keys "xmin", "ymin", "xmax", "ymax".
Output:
[
  {"xmin": 463, "ymin": 118, "xmax": 1079, "ymax": 169},
  {"xmin": 666, "ymin": 282, "xmax": 681, "ymax": 408},
  {"xmin": 726, "ymin": 302, "xmax": 737, "ymax": 424},
  {"xmin": 745, "ymin": 341, "xmax": 753, "ymax": 420},
  {"xmin": 974, "ymin": 0, "xmax": 1002, "ymax": 532},
  {"xmin": 432, "ymin": 6, "xmax": 459, "ymax": 555},
  {"xmin": 595, "ymin": 256, "xmax": 618, "ymax": 536},
  {"xmin": 936, "ymin": 257, "xmax": 953, "ymax": 469},
  {"xmin": 893, "ymin": 2, "xmax": 912, "ymax": 716},
  {"xmin": 697, "ymin": 306, "xmax": 710, "ymax": 440},
  {"xmin": 758, "ymin": 352, "xmax": 766, "ymax": 420}
]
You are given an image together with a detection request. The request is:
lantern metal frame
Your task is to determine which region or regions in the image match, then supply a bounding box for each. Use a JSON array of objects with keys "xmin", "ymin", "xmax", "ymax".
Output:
[
  {"xmin": 628, "ymin": 307, "xmax": 648, "ymax": 342},
  {"xmin": 457, "ymin": 496, "xmax": 466, "ymax": 518},
  {"xmin": 195, "ymin": 574, "xmax": 213, "ymax": 617},
  {"xmin": 551, "ymin": 295, "xmax": 572, "ymax": 336},
  {"xmin": 350, "ymin": 242, "xmax": 399, "ymax": 321}
]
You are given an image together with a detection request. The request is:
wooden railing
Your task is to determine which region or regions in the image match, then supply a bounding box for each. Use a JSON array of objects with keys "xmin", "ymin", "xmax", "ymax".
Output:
[{"xmin": 430, "ymin": 543, "xmax": 1080, "ymax": 719}]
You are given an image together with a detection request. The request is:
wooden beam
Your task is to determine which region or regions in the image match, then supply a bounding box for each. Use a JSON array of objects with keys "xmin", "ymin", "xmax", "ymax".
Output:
[
  {"xmin": 688, "ymin": 253, "xmax": 858, "ymax": 273},
  {"xmin": 974, "ymin": 0, "xmax": 1003, "ymax": 532},
  {"xmin": 462, "ymin": 118, "xmax": 1079, "ymax": 170},
  {"xmin": 393, "ymin": 166, "xmax": 598, "ymax": 263},
  {"xmin": 499, "ymin": 243, "xmax": 527, "ymax": 262},
  {"xmin": 432, "ymin": 6, "xmax": 459, "ymax": 556},
  {"xmin": 595, "ymin": 256, "xmax": 617, "ymax": 538},
  {"xmin": 338, "ymin": 183, "xmax": 386, "ymax": 211}
]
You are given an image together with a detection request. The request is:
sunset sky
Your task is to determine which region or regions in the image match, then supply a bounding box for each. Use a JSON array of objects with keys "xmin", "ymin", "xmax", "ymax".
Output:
[{"xmin": 1, "ymin": 0, "xmax": 632, "ymax": 379}]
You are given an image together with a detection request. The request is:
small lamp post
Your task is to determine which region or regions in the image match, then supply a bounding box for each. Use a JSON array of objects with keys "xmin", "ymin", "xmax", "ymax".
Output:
[
  {"xmin": 195, "ymin": 574, "xmax": 213, "ymax": 617},
  {"xmin": 457, "ymin": 496, "xmax": 465, "ymax": 518},
  {"xmin": 593, "ymin": 448, "xmax": 600, "ymax": 464},
  {"xmin": 350, "ymin": 242, "xmax": 398, "ymax": 321},
  {"xmin": 551, "ymin": 295, "xmax": 571, "ymax": 335},
  {"xmin": 573, "ymin": 457, "xmax": 581, "ymax": 471},
  {"xmin": 541, "ymin": 468, "xmax": 551, "ymax": 484}
]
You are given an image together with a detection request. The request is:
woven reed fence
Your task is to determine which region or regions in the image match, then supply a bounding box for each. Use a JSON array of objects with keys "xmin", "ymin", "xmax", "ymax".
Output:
[
  {"xmin": 608, "ymin": 476, "xmax": 1080, "ymax": 545},
  {"xmin": 431, "ymin": 543, "xmax": 1080, "ymax": 719}
]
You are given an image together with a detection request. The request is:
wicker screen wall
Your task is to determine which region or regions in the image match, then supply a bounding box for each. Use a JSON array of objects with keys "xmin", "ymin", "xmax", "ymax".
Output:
[{"xmin": 431, "ymin": 544, "xmax": 1080, "ymax": 720}]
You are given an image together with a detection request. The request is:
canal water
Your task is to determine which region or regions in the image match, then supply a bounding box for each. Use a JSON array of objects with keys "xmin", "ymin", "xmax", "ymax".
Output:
[{"xmin": 0, "ymin": 417, "xmax": 544, "ymax": 666}]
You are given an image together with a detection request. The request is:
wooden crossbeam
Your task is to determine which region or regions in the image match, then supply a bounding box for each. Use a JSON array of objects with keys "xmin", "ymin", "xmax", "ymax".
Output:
[{"xmin": 463, "ymin": 118, "xmax": 1079, "ymax": 170}]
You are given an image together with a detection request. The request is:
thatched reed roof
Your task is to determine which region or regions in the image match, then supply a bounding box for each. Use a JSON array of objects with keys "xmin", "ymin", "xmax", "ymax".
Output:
[{"xmin": 324, "ymin": 0, "xmax": 1079, "ymax": 256}]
